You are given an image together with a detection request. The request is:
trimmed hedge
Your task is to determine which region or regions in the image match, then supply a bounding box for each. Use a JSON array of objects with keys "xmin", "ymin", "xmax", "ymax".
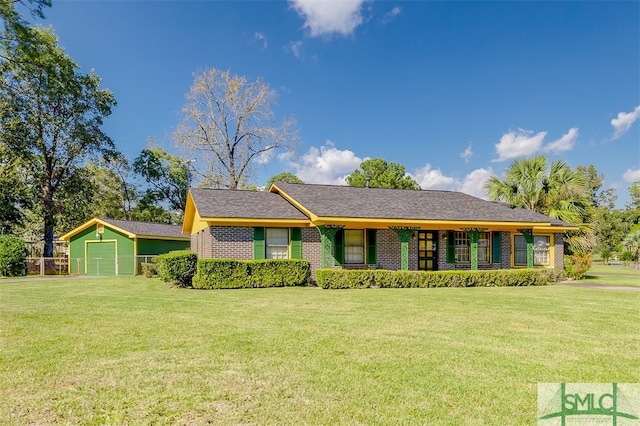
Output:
[
  {"xmin": 154, "ymin": 250, "xmax": 197, "ymax": 287},
  {"xmin": 192, "ymin": 259, "xmax": 311, "ymax": 289},
  {"xmin": 315, "ymin": 268, "xmax": 563, "ymax": 289}
]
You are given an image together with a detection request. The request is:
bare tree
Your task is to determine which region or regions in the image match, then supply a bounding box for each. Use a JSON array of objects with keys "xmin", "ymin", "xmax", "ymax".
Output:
[{"xmin": 175, "ymin": 68, "xmax": 297, "ymax": 189}]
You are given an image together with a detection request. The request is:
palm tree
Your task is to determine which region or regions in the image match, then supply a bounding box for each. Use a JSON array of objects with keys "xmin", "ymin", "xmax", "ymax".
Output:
[
  {"xmin": 485, "ymin": 155, "xmax": 594, "ymax": 253},
  {"xmin": 622, "ymin": 230, "xmax": 640, "ymax": 267}
]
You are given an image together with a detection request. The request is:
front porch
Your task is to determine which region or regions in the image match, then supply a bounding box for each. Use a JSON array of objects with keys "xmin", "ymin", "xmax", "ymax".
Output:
[{"xmin": 316, "ymin": 226, "xmax": 562, "ymax": 271}]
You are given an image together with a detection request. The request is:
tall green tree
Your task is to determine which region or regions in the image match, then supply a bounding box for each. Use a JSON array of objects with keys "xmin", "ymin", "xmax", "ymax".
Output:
[
  {"xmin": 0, "ymin": 26, "xmax": 117, "ymax": 256},
  {"xmin": 85, "ymin": 155, "xmax": 138, "ymax": 221},
  {"xmin": 575, "ymin": 164, "xmax": 628, "ymax": 252},
  {"xmin": 267, "ymin": 171, "xmax": 303, "ymax": 188},
  {"xmin": 133, "ymin": 147, "xmax": 189, "ymax": 216},
  {"xmin": 0, "ymin": 148, "xmax": 30, "ymax": 233},
  {"xmin": 346, "ymin": 158, "xmax": 420, "ymax": 189},
  {"xmin": 575, "ymin": 164, "xmax": 617, "ymax": 209},
  {"xmin": 485, "ymin": 155, "xmax": 593, "ymax": 253},
  {"xmin": 627, "ymin": 181, "xmax": 640, "ymax": 226}
]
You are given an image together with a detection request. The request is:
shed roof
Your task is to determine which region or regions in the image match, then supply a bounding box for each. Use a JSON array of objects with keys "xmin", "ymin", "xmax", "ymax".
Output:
[
  {"xmin": 60, "ymin": 218, "xmax": 189, "ymax": 241},
  {"xmin": 100, "ymin": 219, "xmax": 189, "ymax": 239}
]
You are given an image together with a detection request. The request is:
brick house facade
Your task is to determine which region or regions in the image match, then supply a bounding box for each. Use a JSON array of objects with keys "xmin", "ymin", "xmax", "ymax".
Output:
[{"xmin": 182, "ymin": 183, "xmax": 575, "ymax": 278}]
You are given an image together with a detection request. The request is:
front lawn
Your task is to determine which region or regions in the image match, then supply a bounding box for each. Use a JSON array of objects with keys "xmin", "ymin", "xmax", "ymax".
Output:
[
  {"xmin": 578, "ymin": 263, "xmax": 640, "ymax": 287},
  {"xmin": 1, "ymin": 277, "xmax": 638, "ymax": 424}
]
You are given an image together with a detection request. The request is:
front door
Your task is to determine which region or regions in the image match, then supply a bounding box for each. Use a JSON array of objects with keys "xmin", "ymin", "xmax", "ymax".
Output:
[{"xmin": 418, "ymin": 231, "xmax": 437, "ymax": 271}]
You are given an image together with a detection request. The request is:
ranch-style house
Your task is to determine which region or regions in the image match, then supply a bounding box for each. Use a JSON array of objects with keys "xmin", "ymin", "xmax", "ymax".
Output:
[{"xmin": 182, "ymin": 183, "xmax": 576, "ymax": 276}]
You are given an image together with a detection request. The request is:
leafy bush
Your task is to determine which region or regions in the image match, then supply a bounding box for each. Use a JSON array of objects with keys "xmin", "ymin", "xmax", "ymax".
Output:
[
  {"xmin": 621, "ymin": 251, "xmax": 634, "ymax": 267},
  {"xmin": 315, "ymin": 268, "xmax": 559, "ymax": 289},
  {"xmin": 141, "ymin": 262, "xmax": 157, "ymax": 278},
  {"xmin": 0, "ymin": 234, "xmax": 27, "ymax": 277},
  {"xmin": 600, "ymin": 248, "xmax": 612, "ymax": 265},
  {"xmin": 563, "ymin": 253, "xmax": 592, "ymax": 280},
  {"xmin": 154, "ymin": 250, "xmax": 197, "ymax": 287},
  {"xmin": 192, "ymin": 259, "xmax": 310, "ymax": 289}
]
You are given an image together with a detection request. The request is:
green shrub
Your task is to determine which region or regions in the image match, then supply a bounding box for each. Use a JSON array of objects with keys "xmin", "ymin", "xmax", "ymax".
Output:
[
  {"xmin": 154, "ymin": 250, "xmax": 197, "ymax": 287},
  {"xmin": 600, "ymin": 248, "xmax": 612, "ymax": 265},
  {"xmin": 564, "ymin": 253, "xmax": 592, "ymax": 280},
  {"xmin": 621, "ymin": 251, "xmax": 634, "ymax": 267},
  {"xmin": 315, "ymin": 268, "xmax": 558, "ymax": 289},
  {"xmin": 192, "ymin": 259, "xmax": 310, "ymax": 289},
  {"xmin": 0, "ymin": 234, "xmax": 27, "ymax": 277},
  {"xmin": 141, "ymin": 262, "xmax": 157, "ymax": 278}
]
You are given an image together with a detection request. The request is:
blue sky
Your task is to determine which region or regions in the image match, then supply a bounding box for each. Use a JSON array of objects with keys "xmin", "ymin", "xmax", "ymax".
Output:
[{"xmin": 32, "ymin": 0, "xmax": 639, "ymax": 206}]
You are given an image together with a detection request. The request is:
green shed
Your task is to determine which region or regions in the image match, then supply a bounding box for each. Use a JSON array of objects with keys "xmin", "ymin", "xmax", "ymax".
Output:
[{"xmin": 60, "ymin": 218, "xmax": 191, "ymax": 276}]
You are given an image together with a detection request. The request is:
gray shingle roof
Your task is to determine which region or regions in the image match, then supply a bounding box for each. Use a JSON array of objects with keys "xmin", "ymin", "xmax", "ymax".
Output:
[
  {"xmin": 101, "ymin": 218, "xmax": 189, "ymax": 238},
  {"xmin": 190, "ymin": 188, "xmax": 308, "ymax": 220},
  {"xmin": 273, "ymin": 183, "xmax": 571, "ymax": 226}
]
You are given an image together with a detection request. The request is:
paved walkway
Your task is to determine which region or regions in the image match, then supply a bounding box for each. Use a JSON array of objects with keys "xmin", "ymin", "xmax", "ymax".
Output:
[{"xmin": 555, "ymin": 281, "xmax": 640, "ymax": 292}]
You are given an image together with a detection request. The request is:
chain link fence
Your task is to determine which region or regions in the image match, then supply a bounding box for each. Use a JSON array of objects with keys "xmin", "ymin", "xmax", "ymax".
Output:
[{"xmin": 24, "ymin": 256, "xmax": 159, "ymax": 276}]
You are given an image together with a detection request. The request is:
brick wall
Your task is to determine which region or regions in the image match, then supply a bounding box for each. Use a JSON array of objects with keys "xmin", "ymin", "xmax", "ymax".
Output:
[
  {"xmin": 302, "ymin": 228, "xmax": 322, "ymax": 273},
  {"xmin": 554, "ymin": 233, "xmax": 564, "ymax": 270},
  {"xmin": 191, "ymin": 226, "xmax": 253, "ymax": 260},
  {"xmin": 376, "ymin": 229, "xmax": 402, "ymax": 270},
  {"xmin": 500, "ymin": 231, "xmax": 512, "ymax": 269}
]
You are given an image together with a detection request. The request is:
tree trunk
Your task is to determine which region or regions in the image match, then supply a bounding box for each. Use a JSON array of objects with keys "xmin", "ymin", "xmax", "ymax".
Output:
[{"xmin": 42, "ymin": 183, "xmax": 55, "ymax": 258}]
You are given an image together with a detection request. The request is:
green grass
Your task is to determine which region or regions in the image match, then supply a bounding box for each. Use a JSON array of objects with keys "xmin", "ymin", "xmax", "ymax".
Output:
[
  {"xmin": 1, "ymin": 277, "xmax": 639, "ymax": 425},
  {"xmin": 579, "ymin": 263, "xmax": 640, "ymax": 287}
]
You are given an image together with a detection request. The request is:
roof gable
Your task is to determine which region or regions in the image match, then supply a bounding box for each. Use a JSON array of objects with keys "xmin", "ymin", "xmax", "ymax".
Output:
[{"xmin": 190, "ymin": 188, "xmax": 309, "ymax": 220}]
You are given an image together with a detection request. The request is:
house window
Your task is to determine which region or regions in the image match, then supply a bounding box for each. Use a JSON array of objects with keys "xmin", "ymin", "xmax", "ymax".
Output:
[
  {"xmin": 454, "ymin": 231, "xmax": 490, "ymax": 263},
  {"xmin": 478, "ymin": 232, "xmax": 490, "ymax": 263},
  {"xmin": 514, "ymin": 235, "xmax": 551, "ymax": 266},
  {"xmin": 266, "ymin": 228, "xmax": 288, "ymax": 259},
  {"xmin": 455, "ymin": 232, "xmax": 470, "ymax": 263},
  {"xmin": 514, "ymin": 235, "xmax": 528, "ymax": 265},
  {"xmin": 344, "ymin": 230, "xmax": 364, "ymax": 264},
  {"xmin": 534, "ymin": 236, "xmax": 550, "ymax": 265}
]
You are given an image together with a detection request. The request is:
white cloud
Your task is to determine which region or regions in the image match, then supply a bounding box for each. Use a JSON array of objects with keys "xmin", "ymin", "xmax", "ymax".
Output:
[
  {"xmin": 289, "ymin": 0, "xmax": 368, "ymax": 37},
  {"xmin": 493, "ymin": 128, "xmax": 547, "ymax": 162},
  {"xmin": 410, "ymin": 164, "xmax": 493, "ymax": 199},
  {"xmin": 460, "ymin": 143, "xmax": 473, "ymax": 163},
  {"xmin": 459, "ymin": 168, "xmax": 493, "ymax": 199},
  {"xmin": 285, "ymin": 40, "xmax": 304, "ymax": 60},
  {"xmin": 254, "ymin": 32, "xmax": 268, "ymax": 49},
  {"xmin": 623, "ymin": 168, "xmax": 640, "ymax": 182},
  {"xmin": 544, "ymin": 127, "xmax": 578, "ymax": 153},
  {"xmin": 611, "ymin": 105, "xmax": 640, "ymax": 139},
  {"xmin": 382, "ymin": 6, "xmax": 401, "ymax": 24},
  {"xmin": 410, "ymin": 164, "xmax": 458, "ymax": 190},
  {"xmin": 287, "ymin": 140, "xmax": 366, "ymax": 184}
]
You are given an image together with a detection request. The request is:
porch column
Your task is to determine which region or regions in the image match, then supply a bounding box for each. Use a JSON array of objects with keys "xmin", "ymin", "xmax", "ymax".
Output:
[
  {"xmin": 316, "ymin": 225, "xmax": 343, "ymax": 269},
  {"xmin": 469, "ymin": 230, "xmax": 479, "ymax": 271},
  {"xmin": 462, "ymin": 228, "xmax": 486, "ymax": 271},
  {"xmin": 518, "ymin": 228, "xmax": 534, "ymax": 268},
  {"xmin": 390, "ymin": 227, "xmax": 418, "ymax": 271}
]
